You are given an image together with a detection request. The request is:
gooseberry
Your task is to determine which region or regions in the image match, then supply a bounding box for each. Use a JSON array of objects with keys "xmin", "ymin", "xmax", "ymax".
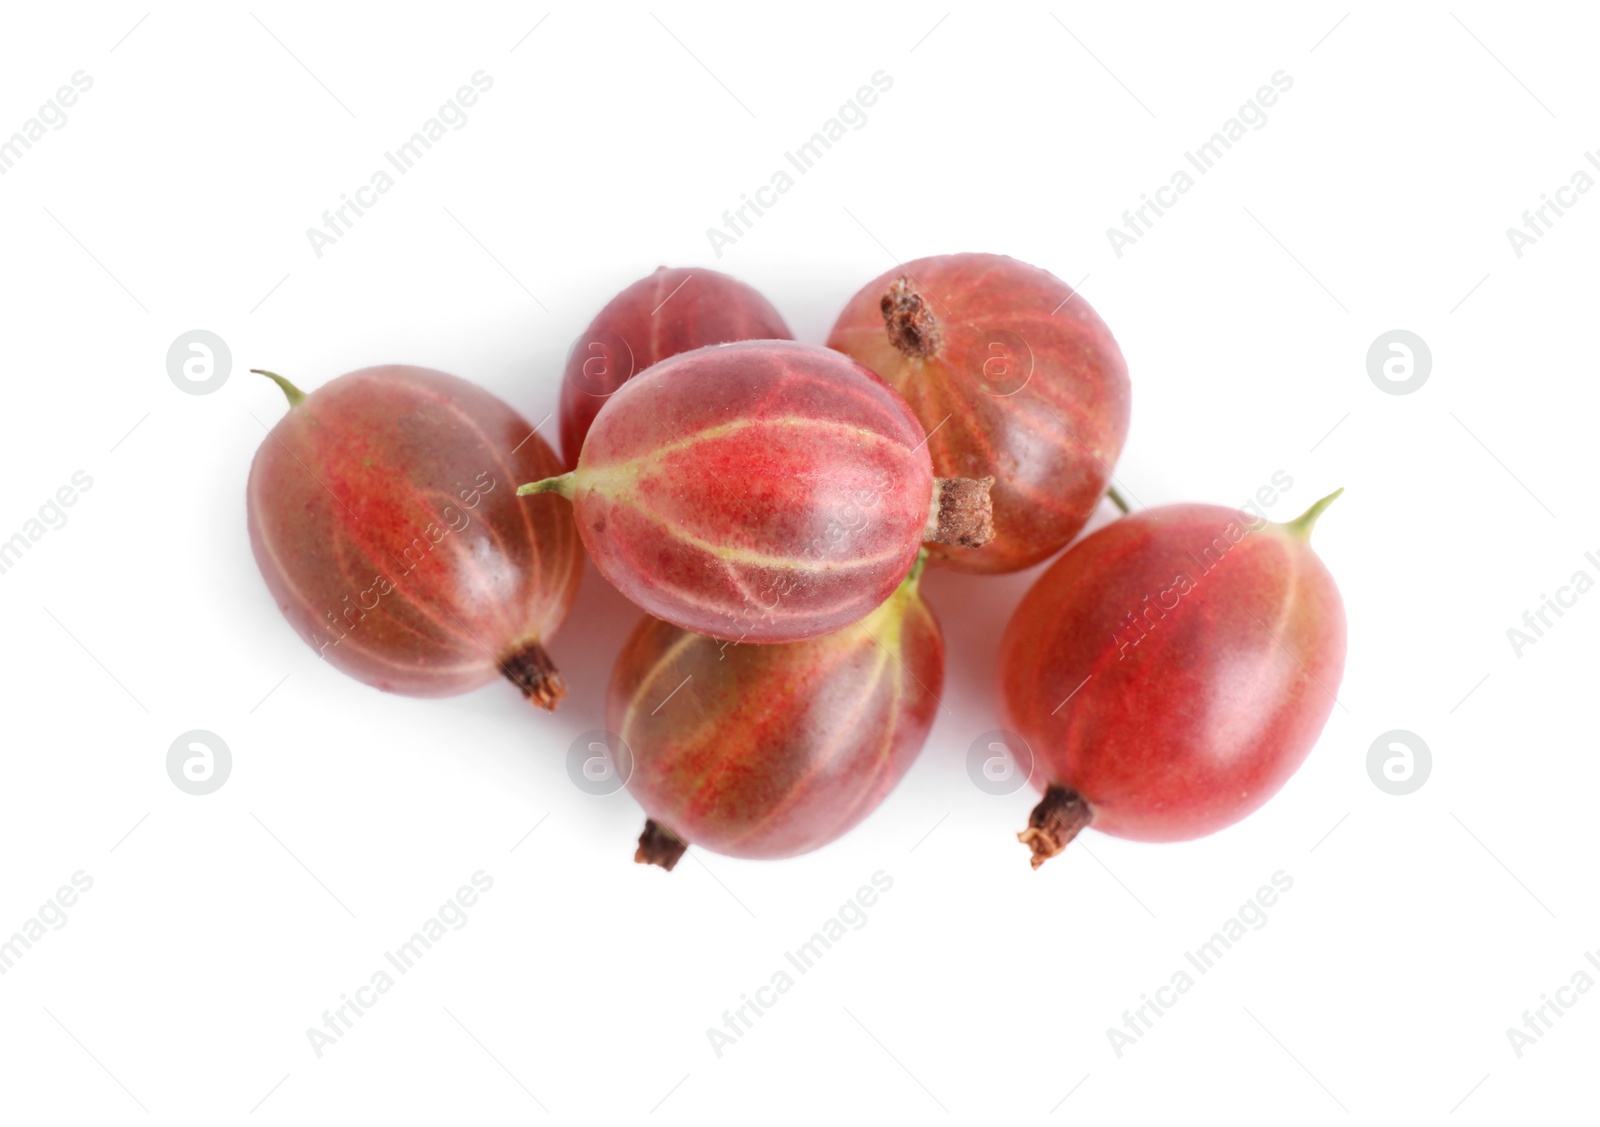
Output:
[
  {"xmin": 519, "ymin": 340, "xmax": 993, "ymax": 643},
  {"xmin": 827, "ymin": 252, "xmax": 1130, "ymax": 573},
  {"xmin": 615, "ymin": 557, "xmax": 942, "ymax": 867},
  {"xmin": 247, "ymin": 366, "xmax": 581, "ymax": 707},
  {"xmin": 559, "ymin": 266, "xmax": 792, "ymax": 469},
  {"xmin": 999, "ymin": 492, "xmax": 1347, "ymax": 866}
]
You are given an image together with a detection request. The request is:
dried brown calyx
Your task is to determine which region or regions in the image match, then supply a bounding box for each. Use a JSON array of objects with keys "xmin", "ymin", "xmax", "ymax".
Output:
[
  {"xmin": 501, "ymin": 641, "xmax": 566, "ymax": 711},
  {"xmin": 881, "ymin": 276, "xmax": 942, "ymax": 358},
  {"xmin": 925, "ymin": 476, "xmax": 996, "ymax": 549},
  {"xmin": 1018, "ymin": 785, "xmax": 1095, "ymax": 869},
  {"xmin": 635, "ymin": 819, "xmax": 688, "ymax": 871}
]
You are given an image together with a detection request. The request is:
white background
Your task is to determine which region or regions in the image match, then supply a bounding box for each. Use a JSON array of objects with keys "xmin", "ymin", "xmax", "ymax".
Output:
[{"xmin": 0, "ymin": 2, "xmax": 1592, "ymax": 1123}]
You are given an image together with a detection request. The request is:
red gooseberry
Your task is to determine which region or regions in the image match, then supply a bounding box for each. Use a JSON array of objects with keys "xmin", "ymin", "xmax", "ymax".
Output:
[
  {"xmin": 519, "ymin": 340, "xmax": 994, "ymax": 644},
  {"xmin": 827, "ymin": 252, "xmax": 1131, "ymax": 574},
  {"xmin": 614, "ymin": 556, "xmax": 943, "ymax": 868},
  {"xmin": 999, "ymin": 492, "xmax": 1347, "ymax": 866},
  {"xmin": 247, "ymin": 366, "xmax": 581, "ymax": 707},
  {"xmin": 559, "ymin": 266, "xmax": 792, "ymax": 470}
]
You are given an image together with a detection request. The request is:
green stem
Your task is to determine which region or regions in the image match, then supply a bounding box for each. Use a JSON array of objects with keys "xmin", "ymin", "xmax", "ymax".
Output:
[
  {"xmin": 903, "ymin": 548, "xmax": 929, "ymax": 593},
  {"xmin": 1279, "ymin": 488, "xmax": 1344, "ymax": 540},
  {"xmin": 859, "ymin": 548, "xmax": 927, "ymax": 647},
  {"xmin": 1107, "ymin": 486, "xmax": 1131, "ymax": 515},
  {"xmin": 517, "ymin": 472, "xmax": 576, "ymax": 500},
  {"xmin": 251, "ymin": 369, "xmax": 306, "ymax": 407}
]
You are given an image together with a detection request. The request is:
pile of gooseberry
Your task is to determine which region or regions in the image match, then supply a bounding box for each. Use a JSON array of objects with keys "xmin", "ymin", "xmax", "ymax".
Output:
[{"xmin": 248, "ymin": 256, "xmax": 1345, "ymax": 871}]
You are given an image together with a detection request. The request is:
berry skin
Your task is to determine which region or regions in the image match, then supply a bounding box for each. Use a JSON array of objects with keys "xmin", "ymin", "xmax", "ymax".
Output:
[
  {"xmin": 522, "ymin": 340, "xmax": 993, "ymax": 643},
  {"xmin": 248, "ymin": 366, "xmax": 581, "ymax": 707},
  {"xmin": 614, "ymin": 559, "xmax": 943, "ymax": 866},
  {"xmin": 1000, "ymin": 493, "xmax": 1346, "ymax": 866},
  {"xmin": 829, "ymin": 253, "xmax": 1130, "ymax": 573},
  {"xmin": 559, "ymin": 266, "xmax": 791, "ymax": 470}
]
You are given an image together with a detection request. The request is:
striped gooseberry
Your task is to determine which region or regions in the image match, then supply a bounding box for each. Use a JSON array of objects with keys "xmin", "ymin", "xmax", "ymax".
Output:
[
  {"xmin": 520, "ymin": 340, "xmax": 993, "ymax": 643},
  {"xmin": 559, "ymin": 266, "xmax": 791, "ymax": 469},
  {"xmin": 1000, "ymin": 493, "xmax": 1347, "ymax": 866},
  {"xmin": 247, "ymin": 366, "xmax": 581, "ymax": 706},
  {"xmin": 613, "ymin": 558, "xmax": 942, "ymax": 867},
  {"xmin": 827, "ymin": 252, "xmax": 1131, "ymax": 573}
]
